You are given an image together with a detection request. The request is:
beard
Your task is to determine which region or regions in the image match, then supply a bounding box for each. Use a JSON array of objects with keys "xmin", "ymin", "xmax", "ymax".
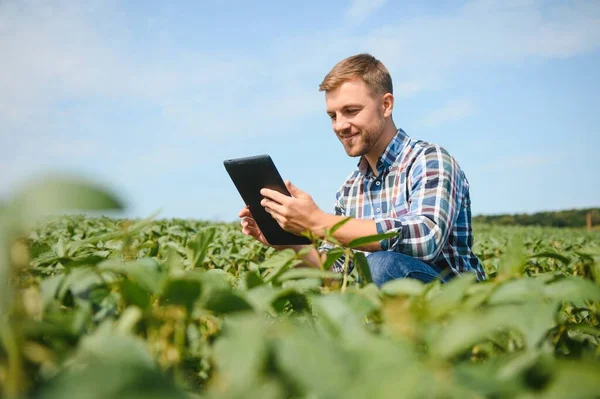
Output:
[
  {"xmin": 338, "ymin": 118, "xmax": 386, "ymax": 158},
  {"xmin": 340, "ymin": 131, "xmax": 374, "ymax": 157}
]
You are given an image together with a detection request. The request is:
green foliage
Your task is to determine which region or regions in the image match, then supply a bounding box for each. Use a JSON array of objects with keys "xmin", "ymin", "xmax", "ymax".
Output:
[
  {"xmin": 0, "ymin": 178, "xmax": 599, "ymax": 398},
  {"xmin": 473, "ymin": 207, "xmax": 600, "ymax": 228}
]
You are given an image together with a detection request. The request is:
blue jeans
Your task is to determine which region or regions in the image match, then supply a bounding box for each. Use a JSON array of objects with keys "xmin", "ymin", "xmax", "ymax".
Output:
[{"xmin": 366, "ymin": 251, "xmax": 451, "ymax": 287}]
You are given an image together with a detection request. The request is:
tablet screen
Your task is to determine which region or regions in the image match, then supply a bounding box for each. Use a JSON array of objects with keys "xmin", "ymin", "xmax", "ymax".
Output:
[{"xmin": 224, "ymin": 155, "xmax": 311, "ymax": 245}]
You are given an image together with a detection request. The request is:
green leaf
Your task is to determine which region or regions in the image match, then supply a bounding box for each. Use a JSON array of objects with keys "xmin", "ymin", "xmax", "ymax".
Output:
[
  {"xmin": 431, "ymin": 302, "xmax": 556, "ymax": 359},
  {"xmin": 381, "ymin": 278, "xmax": 424, "ymax": 297},
  {"xmin": 57, "ymin": 267, "xmax": 103, "ymax": 301},
  {"xmin": 542, "ymin": 360, "xmax": 600, "ymax": 398},
  {"xmin": 530, "ymin": 251, "xmax": 571, "ymax": 265},
  {"xmin": 261, "ymin": 249, "xmax": 300, "ymax": 284},
  {"xmin": 496, "ymin": 235, "xmax": 528, "ymax": 278},
  {"xmin": 204, "ymin": 290, "xmax": 252, "ymax": 314},
  {"xmin": 277, "ymin": 268, "xmax": 342, "ymax": 281},
  {"xmin": 245, "ymin": 286, "xmax": 309, "ymax": 314},
  {"xmin": 487, "ymin": 277, "xmax": 546, "ymax": 305},
  {"xmin": 121, "ymin": 279, "xmax": 151, "ymax": 309},
  {"xmin": 322, "ymin": 247, "xmax": 345, "ymax": 271},
  {"xmin": 186, "ymin": 227, "xmax": 216, "ymax": 268},
  {"xmin": 543, "ymin": 276, "xmax": 600, "ymax": 302},
  {"xmin": 62, "ymin": 254, "xmax": 107, "ymax": 268},
  {"xmin": 281, "ymin": 278, "xmax": 322, "ymax": 292},
  {"xmin": 245, "ymin": 270, "xmax": 264, "ymax": 289},
  {"xmin": 160, "ymin": 279, "xmax": 202, "ymax": 312},
  {"xmin": 40, "ymin": 274, "xmax": 64, "ymax": 308},
  {"xmin": 329, "ymin": 217, "xmax": 352, "ymax": 235},
  {"xmin": 274, "ymin": 325, "xmax": 354, "ymax": 397},
  {"xmin": 258, "ymin": 248, "xmax": 296, "ymax": 270},
  {"xmin": 348, "ymin": 232, "xmax": 398, "ymax": 249},
  {"xmin": 39, "ymin": 325, "xmax": 187, "ymax": 399},
  {"xmin": 353, "ymin": 252, "xmax": 372, "ymax": 285},
  {"xmin": 8, "ymin": 176, "xmax": 123, "ymax": 229},
  {"xmin": 212, "ymin": 314, "xmax": 268, "ymax": 392},
  {"xmin": 99, "ymin": 258, "xmax": 166, "ymax": 294},
  {"xmin": 310, "ymin": 294, "xmax": 370, "ymax": 340},
  {"xmin": 427, "ymin": 274, "xmax": 476, "ymax": 318}
]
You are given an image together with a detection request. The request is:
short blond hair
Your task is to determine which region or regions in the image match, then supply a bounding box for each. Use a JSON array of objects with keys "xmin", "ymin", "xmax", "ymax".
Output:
[{"xmin": 319, "ymin": 53, "xmax": 393, "ymax": 95}]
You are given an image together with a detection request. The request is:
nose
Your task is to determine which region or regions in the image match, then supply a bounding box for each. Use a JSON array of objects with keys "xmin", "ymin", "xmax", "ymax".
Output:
[{"xmin": 333, "ymin": 116, "xmax": 350, "ymax": 134}]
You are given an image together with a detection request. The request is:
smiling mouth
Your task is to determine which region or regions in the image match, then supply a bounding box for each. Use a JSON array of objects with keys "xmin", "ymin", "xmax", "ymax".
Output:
[{"xmin": 341, "ymin": 132, "xmax": 359, "ymax": 141}]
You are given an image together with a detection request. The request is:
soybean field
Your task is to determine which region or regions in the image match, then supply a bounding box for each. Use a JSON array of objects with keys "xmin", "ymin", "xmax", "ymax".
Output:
[{"xmin": 1, "ymin": 178, "xmax": 599, "ymax": 398}]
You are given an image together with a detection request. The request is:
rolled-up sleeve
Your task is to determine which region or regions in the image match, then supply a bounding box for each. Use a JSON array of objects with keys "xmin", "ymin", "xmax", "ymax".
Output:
[{"xmin": 375, "ymin": 145, "xmax": 462, "ymax": 262}]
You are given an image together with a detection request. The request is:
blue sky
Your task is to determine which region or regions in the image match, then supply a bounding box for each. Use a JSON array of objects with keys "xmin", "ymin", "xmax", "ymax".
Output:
[{"xmin": 1, "ymin": 0, "xmax": 599, "ymax": 222}]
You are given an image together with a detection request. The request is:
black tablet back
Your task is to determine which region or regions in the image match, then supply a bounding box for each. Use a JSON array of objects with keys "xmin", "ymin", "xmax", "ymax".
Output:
[{"xmin": 224, "ymin": 155, "xmax": 311, "ymax": 245}]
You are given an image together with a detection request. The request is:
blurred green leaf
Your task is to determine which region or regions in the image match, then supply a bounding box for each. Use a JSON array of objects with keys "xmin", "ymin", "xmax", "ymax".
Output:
[
  {"xmin": 541, "ymin": 360, "xmax": 600, "ymax": 398},
  {"xmin": 488, "ymin": 277, "xmax": 546, "ymax": 305},
  {"xmin": 212, "ymin": 314, "xmax": 268, "ymax": 392},
  {"xmin": 427, "ymin": 274, "xmax": 476, "ymax": 318},
  {"xmin": 381, "ymin": 278, "xmax": 424, "ymax": 297},
  {"xmin": 39, "ymin": 325, "xmax": 186, "ymax": 399},
  {"xmin": 431, "ymin": 302, "xmax": 556, "ymax": 359},
  {"xmin": 322, "ymin": 247, "xmax": 344, "ymax": 271},
  {"xmin": 348, "ymin": 232, "xmax": 398, "ymax": 249},
  {"xmin": 353, "ymin": 252, "xmax": 373, "ymax": 285},
  {"xmin": 530, "ymin": 251, "xmax": 571, "ymax": 265},
  {"xmin": 121, "ymin": 279, "xmax": 151, "ymax": 309},
  {"xmin": 274, "ymin": 325, "xmax": 354, "ymax": 397},
  {"xmin": 261, "ymin": 249, "xmax": 301, "ymax": 284},
  {"xmin": 8, "ymin": 176, "xmax": 123, "ymax": 229},
  {"xmin": 277, "ymin": 268, "xmax": 342, "ymax": 281},
  {"xmin": 187, "ymin": 227, "xmax": 216, "ymax": 268},
  {"xmin": 543, "ymin": 276, "xmax": 600, "ymax": 302},
  {"xmin": 204, "ymin": 290, "xmax": 252, "ymax": 314},
  {"xmin": 245, "ymin": 269, "xmax": 264, "ymax": 289},
  {"xmin": 160, "ymin": 279, "xmax": 202, "ymax": 312},
  {"xmin": 98, "ymin": 258, "xmax": 166, "ymax": 294},
  {"xmin": 329, "ymin": 217, "xmax": 352, "ymax": 235},
  {"xmin": 496, "ymin": 235, "xmax": 528, "ymax": 279}
]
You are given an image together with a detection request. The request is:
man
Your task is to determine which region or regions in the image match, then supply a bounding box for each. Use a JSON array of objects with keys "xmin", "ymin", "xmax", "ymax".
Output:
[{"xmin": 239, "ymin": 53, "xmax": 485, "ymax": 286}]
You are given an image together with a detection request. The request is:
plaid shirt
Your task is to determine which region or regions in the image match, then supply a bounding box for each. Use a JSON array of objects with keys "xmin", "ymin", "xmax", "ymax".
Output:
[{"xmin": 320, "ymin": 128, "xmax": 485, "ymax": 281}]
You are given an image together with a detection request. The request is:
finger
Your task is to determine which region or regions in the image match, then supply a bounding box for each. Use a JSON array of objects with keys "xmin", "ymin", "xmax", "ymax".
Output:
[
  {"xmin": 239, "ymin": 206, "xmax": 253, "ymax": 218},
  {"xmin": 241, "ymin": 217, "xmax": 258, "ymax": 229},
  {"xmin": 286, "ymin": 180, "xmax": 309, "ymax": 199},
  {"xmin": 260, "ymin": 198, "xmax": 286, "ymax": 215},
  {"xmin": 242, "ymin": 225, "xmax": 258, "ymax": 237},
  {"xmin": 242, "ymin": 222, "xmax": 261, "ymax": 237},
  {"xmin": 260, "ymin": 188, "xmax": 291, "ymax": 205},
  {"xmin": 266, "ymin": 209, "xmax": 287, "ymax": 227}
]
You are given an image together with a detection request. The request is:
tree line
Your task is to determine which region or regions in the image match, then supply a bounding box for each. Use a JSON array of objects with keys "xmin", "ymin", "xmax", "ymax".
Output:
[{"xmin": 473, "ymin": 208, "xmax": 600, "ymax": 228}]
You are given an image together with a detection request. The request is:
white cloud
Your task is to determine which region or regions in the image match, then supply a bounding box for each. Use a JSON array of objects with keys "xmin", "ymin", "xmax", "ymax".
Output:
[
  {"xmin": 418, "ymin": 100, "xmax": 475, "ymax": 127},
  {"xmin": 2, "ymin": 0, "xmax": 599, "ymax": 201},
  {"xmin": 345, "ymin": 0, "xmax": 389, "ymax": 25},
  {"xmin": 362, "ymin": 0, "xmax": 600, "ymax": 74}
]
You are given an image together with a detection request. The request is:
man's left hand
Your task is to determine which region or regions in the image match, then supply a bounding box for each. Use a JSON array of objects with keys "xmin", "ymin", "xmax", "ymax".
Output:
[{"xmin": 260, "ymin": 181, "xmax": 324, "ymax": 236}]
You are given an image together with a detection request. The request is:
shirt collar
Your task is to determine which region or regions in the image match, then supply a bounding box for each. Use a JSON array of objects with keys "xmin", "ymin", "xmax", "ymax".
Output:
[{"xmin": 357, "ymin": 128, "xmax": 409, "ymax": 176}]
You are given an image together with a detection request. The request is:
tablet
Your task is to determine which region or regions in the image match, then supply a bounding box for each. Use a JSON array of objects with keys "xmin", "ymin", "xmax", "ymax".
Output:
[{"xmin": 224, "ymin": 155, "xmax": 311, "ymax": 245}]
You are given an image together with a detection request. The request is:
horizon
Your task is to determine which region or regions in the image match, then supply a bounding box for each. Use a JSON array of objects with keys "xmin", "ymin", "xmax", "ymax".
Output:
[{"xmin": 2, "ymin": 0, "xmax": 599, "ymax": 221}]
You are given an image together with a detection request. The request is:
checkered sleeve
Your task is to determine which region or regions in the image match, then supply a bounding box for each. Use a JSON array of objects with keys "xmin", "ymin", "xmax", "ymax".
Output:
[{"xmin": 375, "ymin": 145, "xmax": 462, "ymax": 262}]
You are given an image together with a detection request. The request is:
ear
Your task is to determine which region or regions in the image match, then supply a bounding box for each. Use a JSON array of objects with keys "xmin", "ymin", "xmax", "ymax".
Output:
[{"xmin": 382, "ymin": 93, "xmax": 394, "ymax": 118}]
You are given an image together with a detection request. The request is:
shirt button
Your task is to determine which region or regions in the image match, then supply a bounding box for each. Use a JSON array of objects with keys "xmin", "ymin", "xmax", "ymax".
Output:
[
  {"xmin": 375, "ymin": 181, "xmax": 381, "ymax": 186},
  {"xmin": 376, "ymin": 208, "xmax": 381, "ymax": 213}
]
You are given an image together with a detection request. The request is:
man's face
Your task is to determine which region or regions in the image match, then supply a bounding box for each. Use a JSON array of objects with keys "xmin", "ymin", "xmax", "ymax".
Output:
[{"xmin": 325, "ymin": 77, "xmax": 387, "ymax": 158}]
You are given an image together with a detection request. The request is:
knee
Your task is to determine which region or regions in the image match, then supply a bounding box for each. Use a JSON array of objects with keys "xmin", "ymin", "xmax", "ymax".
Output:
[{"xmin": 366, "ymin": 251, "xmax": 398, "ymax": 287}]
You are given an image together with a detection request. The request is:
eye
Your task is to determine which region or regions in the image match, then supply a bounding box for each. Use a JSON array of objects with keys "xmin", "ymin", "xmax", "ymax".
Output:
[
  {"xmin": 346, "ymin": 109, "xmax": 359, "ymax": 115},
  {"xmin": 328, "ymin": 114, "xmax": 336, "ymax": 121}
]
